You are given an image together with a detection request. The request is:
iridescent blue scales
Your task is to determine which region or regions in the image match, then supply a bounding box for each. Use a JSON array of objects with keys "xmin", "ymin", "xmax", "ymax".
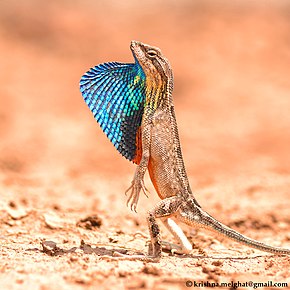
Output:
[{"xmin": 80, "ymin": 61, "xmax": 146, "ymax": 163}]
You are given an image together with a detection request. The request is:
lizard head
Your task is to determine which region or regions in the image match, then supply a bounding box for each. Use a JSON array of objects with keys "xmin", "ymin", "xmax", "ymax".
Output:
[{"xmin": 130, "ymin": 40, "xmax": 173, "ymax": 88}]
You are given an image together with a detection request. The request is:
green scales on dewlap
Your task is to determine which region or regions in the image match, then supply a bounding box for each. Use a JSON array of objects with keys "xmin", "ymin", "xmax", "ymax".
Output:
[
  {"xmin": 80, "ymin": 61, "xmax": 146, "ymax": 163},
  {"xmin": 80, "ymin": 41, "xmax": 290, "ymax": 262}
]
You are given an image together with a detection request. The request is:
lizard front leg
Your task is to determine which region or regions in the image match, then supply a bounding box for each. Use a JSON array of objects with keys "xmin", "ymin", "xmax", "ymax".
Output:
[{"xmin": 126, "ymin": 122, "xmax": 152, "ymax": 212}]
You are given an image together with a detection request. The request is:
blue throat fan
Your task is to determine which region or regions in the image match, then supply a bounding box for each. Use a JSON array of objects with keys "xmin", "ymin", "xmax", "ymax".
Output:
[{"xmin": 80, "ymin": 60, "xmax": 146, "ymax": 164}]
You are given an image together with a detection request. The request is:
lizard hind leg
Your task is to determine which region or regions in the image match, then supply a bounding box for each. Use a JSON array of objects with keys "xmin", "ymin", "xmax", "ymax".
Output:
[
  {"xmin": 161, "ymin": 218, "xmax": 193, "ymax": 254},
  {"xmin": 109, "ymin": 196, "xmax": 184, "ymax": 262}
]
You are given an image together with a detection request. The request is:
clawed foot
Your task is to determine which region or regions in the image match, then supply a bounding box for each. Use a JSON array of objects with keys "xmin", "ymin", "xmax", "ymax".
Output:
[
  {"xmin": 161, "ymin": 241, "xmax": 192, "ymax": 255},
  {"xmin": 100, "ymin": 251, "xmax": 160, "ymax": 262},
  {"xmin": 99, "ymin": 242, "xmax": 188, "ymax": 262},
  {"xmin": 125, "ymin": 179, "xmax": 150, "ymax": 212}
]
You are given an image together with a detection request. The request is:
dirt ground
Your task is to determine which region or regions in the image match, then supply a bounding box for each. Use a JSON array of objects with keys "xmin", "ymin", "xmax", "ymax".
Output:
[{"xmin": 0, "ymin": 1, "xmax": 290, "ymax": 289}]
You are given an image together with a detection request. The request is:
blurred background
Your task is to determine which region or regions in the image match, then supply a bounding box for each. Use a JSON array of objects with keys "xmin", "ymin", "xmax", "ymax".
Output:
[
  {"xmin": 0, "ymin": 0, "xmax": 290, "ymax": 196},
  {"xmin": 1, "ymin": 2, "xmax": 290, "ymax": 287}
]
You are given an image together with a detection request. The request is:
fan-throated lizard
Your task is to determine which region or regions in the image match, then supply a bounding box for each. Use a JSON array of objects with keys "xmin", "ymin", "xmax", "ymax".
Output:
[{"xmin": 80, "ymin": 40, "xmax": 290, "ymax": 262}]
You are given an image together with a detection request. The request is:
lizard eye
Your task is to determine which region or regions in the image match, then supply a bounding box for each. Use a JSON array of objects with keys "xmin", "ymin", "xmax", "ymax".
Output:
[{"xmin": 147, "ymin": 50, "xmax": 157, "ymax": 58}]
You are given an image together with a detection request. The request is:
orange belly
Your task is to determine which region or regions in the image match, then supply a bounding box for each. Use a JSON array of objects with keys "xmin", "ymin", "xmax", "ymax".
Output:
[{"xmin": 148, "ymin": 157, "xmax": 164, "ymax": 200}]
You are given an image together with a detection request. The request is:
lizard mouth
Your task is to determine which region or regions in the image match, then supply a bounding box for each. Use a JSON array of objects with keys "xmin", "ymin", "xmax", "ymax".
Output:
[
  {"xmin": 130, "ymin": 40, "xmax": 139, "ymax": 46},
  {"xmin": 130, "ymin": 40, "xmax": 145, "ymax": 60},
  {"xmin": 130, "ymin": 40, "xmax": 153, "ymax": 57},
  {"xmin": 130, "ymin": 40, "xmax": 142, "ymax": 51}
]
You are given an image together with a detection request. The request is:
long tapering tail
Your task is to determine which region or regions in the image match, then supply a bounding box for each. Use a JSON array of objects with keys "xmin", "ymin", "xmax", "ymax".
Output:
[{"xmin": 179, "ymin": 204, "xmax": 290, "ymax": 255}]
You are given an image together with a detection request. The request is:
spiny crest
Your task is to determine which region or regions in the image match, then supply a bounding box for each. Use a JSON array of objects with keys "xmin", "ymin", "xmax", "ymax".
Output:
[{"xmin": 80, "ymin": 61, "xmax": 146, "ymax": 163}]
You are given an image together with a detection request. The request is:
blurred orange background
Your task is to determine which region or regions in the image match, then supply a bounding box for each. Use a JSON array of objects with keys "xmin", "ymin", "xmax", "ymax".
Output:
[
  {"xmin": 1, "ymin": 2, "xmax": 290, "ymax": 287},
  {"xmin": 1, "ymin": 0, "xmax": 290, "ymax": 187}
]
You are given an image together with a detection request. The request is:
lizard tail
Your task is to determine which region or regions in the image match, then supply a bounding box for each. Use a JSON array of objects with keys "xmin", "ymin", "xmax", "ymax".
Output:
[{"xmin": 180, "ymin": 206, "xmax": 290, "ymax": 255}]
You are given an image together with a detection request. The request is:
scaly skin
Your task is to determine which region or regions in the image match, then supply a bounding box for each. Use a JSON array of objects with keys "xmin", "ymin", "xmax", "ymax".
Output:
[
  {"xmin": 81, "ymin": 41, "xmax": 290, "ymax": 262},
  {"xmin": 121, "ymin": 41, "xmax": 290, "ymax": 261}
]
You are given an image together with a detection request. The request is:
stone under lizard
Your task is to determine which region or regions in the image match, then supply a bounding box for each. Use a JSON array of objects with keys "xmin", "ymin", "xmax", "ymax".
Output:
[{"xmin": 80, "ymin": 40, "xmax": 290, "ymax": 262}]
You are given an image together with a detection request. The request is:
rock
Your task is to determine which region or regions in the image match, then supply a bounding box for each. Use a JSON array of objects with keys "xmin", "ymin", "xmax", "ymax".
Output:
[{"xmin": 43, "ymin": 212, "xmax": 65, "ymax": 229}]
